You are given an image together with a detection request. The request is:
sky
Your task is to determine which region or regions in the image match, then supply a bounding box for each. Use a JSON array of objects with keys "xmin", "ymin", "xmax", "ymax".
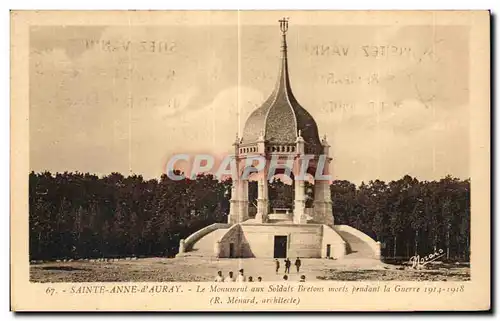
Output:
[{"xmin": 29, "ymin": 20, "xmax": 470, "ymax": 184}]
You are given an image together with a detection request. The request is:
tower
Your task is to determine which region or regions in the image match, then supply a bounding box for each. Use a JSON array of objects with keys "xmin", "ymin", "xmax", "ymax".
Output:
[
  {"xmin": 227, "ymin": 17, "xmax": 334, "ymax": 226},
  {"xmin": 177, "ymin": 19, "xmax": 381, "ymax": 260}
]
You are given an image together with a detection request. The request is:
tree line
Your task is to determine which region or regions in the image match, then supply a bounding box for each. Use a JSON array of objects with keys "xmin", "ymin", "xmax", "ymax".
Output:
[{"xmin": 29, "ymin": 171, "xmax": 470, "ymax": 261}]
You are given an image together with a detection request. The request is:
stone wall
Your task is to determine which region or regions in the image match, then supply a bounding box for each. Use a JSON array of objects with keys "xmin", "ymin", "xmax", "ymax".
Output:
[
  {"xmin": 215, "ymin": 223, "xmax": 376, "ymax": 260},
  {"xmin": 321, "ymin": 225, "xmax": 346, "ymax": 259},
  {"xmin": 218, "ymin": 224, "xmax": 243, "ymax": 258},
  {"xmin": 182, "ymin": 223, "xmax": 230, "ymax": 252},
  {"xmin": 334, "ymin": 225, "xmax": 381, "ymax": 259},
  {"xmin": 238, "ymin": 224, "xmax": 323, "ymax": 258}
]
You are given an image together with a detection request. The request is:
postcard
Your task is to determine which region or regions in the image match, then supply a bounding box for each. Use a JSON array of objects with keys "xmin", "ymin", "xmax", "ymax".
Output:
[{"xmin": 10, "ymin": 10, "xmax": 490, "ymax": 311}]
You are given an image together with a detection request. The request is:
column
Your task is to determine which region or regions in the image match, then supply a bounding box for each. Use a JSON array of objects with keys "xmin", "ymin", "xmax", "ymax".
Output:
[
  {"xmin": 240, "ymin": 179, "xmax": 249, "ymax": 222},
  {"xmin": 375, "ymin": 242, "xmax": 381, "ymax": 260},
  {"xmin": 293, "ymin": 132, "xmax": 307, "ymax": 223},
  {"xmin": 313, "ymin": 182, "xmax": 333, "ymax": 225},
  {"xmin": 228, "ymin": 180, "xmax": 239, "ymax": 224},
  {"xmin": 293, "ymin": 179, "xmax": 307, "ymax": 224},
  {"xmin": 214, "ymin": 241, "xmax": 221, "ymax": 258},
  {"xmin": 228, "ymin": 178, "xmax": 249, "ymax": 224},
  {"xmin": 255, "ymin": 174, "xmax": 269, "ymax": 223},
  {"xmin": 228, "ymin": 139, "xmax": 242, "ymax": 225},
  {"xmin": 313, "ymin": 159, "xmax": 333, "ymax": 226},
  {"xmin": 314, "ymin": 136, "xmax": 334, "ymax": 225},
  {"xmin": 178, "ymin": 239, "xmax": 185, "ymax": 254}
]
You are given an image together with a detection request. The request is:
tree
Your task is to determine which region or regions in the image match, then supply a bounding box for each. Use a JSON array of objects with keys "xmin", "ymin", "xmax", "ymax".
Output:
[{"xmin": 28, "ymin": 171, "xmax": 470, "ymax": 262}]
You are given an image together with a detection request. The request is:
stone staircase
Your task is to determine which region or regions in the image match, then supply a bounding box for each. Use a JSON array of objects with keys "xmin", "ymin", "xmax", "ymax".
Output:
[
  {"xmin": 180, "ymin": 228, "xmax": 229, "ymax": 258},
  {"xmin": 335, "ymin": 229, "xmax": 375, "ymax": 259},
  {"xmin": 266, "ymin": 213, "xmax": 293, "ymax": 224}
]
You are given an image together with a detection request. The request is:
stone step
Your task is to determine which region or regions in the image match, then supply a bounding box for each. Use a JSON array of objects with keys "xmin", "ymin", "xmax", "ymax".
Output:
[
  {"xmin": 336, "ymin": 230, "xmax": 374, "ymax": 258},
  {"xmin": 266, "ymin": 219, "xmax": 294, "ymax": 224},
  {"xmin": 190, "ymin": 228, "xmax": 229, "ymax": 253},
  {"xmin": 268, "ymin": 214, "xmax": 293, "ymax": 220}
]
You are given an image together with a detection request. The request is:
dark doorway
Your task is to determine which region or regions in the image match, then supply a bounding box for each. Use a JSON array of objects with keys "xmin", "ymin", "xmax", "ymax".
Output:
[
  {"xmin": 274, "ymin": 236, "xmax": 287, "ymax": 258},
  {"xmin": 229, "ymin": 243, "xmax": 235, "ymax": 258},
  {"xmin": 326, "ymin": 244, "xmax": 331, "ymax": 258}
]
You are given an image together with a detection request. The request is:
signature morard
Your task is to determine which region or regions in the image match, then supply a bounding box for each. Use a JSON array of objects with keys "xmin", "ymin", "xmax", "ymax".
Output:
[{"xmin": 409, "ymin": 249, "xmax": 445, "ymax": 269}]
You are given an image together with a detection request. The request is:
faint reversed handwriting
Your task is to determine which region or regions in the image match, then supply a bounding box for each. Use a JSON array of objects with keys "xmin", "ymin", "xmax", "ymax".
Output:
[
  {"xmin": 321, "ymin": 101, "xmax": 355, "ymax": 113},
  {"xmin": 84, "ymin": 39, "xmax": 177, "ymax": 54},
  {"xmin": 409, "ymin": 249, "xmax": 445, "ymax": 269},
  {"xmin": 138, "ymin": 97, "xmax": 181, "ymax": 112},
  {"xmin": 252, "ymin": 72, "xmax": 274, "ymax": 82},
  {"xmin": 91, "ymin": 67, "xmax": 176, "ymax": 83},
  {"xmin": 165, "ymin": 98, "xmax": 181, "ymax": 111},
  {"xmin": 368, "ymin": 100, "xmax": 403, "ymax": 110},
  {"xmin": 361, "ymin": 45, "xmax": 412, "ymax": 58},
  {"xmin": 321, "ymin": 72, "xmax": 382, "ymax": 85},
  {"xmin": 306, "ymin": 44, "xmax": 350, "ymax": 56},
  {"xmin": 306, "ymin": 44, "xmax": 412, "ymax": 58},
  {"xmin": 321, "ymin": 100, "xmax": 404, "ymax": 113}
]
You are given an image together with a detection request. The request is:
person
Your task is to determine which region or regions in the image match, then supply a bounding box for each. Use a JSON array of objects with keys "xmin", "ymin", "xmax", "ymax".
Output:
[
  {"xmin": 215, "ymin": 270, "xmax": 224, "ymax": 282},
  {"xmin": 275, "ymin": 259, "xmax": 280, "ymax": 274},
  {"xmin": 224, "ymin": 271, "xmax": 235, "ymax": 282},
  {"xmin": 283, "ymin": 275, "xmax": 288, "ymax": 281},
  {"xmin": 257, "ymin": 277, "xmax": 262, "ymax": 282},
  {"xmin": 248, "ymin": 276, "xmax": 254, "ymax": 282},
  {"xmin": 299, "ymin": 275, "xmax": 306, "ymax": 282},
  {"xmin": 284, "ymin": 258, "xmax": 291, "ymax": 274},
  {"xmin": 236, "ymin": 269, "xmax": 246, "ymax": 282},
  {"xmin": 295, "ymin": 257, "xmax": 302, "ymax": 273}
]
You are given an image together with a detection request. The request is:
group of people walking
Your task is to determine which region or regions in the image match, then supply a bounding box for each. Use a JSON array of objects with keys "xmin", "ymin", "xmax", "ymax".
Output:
[
  {"xmin": 276, "ymin": 257, "xmax": 301, "ymax": 274},
  {"xmin": 276, "ymin": 257, "xmax": 306, "ymax": 281},
  {"xmin": 213, "ymin": 257, "xmax": 306, "ymax": 282}
]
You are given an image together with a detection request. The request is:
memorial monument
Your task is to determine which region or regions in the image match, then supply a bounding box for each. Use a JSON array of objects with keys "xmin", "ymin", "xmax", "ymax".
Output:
[{"xmin": 177, "ymin": 19, "xmax": 380, "ymax": 260}]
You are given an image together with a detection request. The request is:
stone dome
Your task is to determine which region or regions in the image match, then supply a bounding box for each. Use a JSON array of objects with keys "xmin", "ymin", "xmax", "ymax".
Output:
[{"xmin": 241, "ymin": 29, "xmax": 322, "ymax": 154}]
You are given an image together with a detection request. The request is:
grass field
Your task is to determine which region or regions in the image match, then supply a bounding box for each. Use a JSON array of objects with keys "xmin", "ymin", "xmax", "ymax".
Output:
[{"xmin": 30, "ymin": 257, "xmax": 470, "ymax": 283}]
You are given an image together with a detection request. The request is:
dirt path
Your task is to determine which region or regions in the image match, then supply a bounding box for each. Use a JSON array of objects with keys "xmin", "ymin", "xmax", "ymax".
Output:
[{"xmin": 30, "ymin": 257, "xmax": 469, "ymax": 283}]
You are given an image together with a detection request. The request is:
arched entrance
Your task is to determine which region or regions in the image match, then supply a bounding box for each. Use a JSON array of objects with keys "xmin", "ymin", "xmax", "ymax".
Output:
[
  {"xmin": 227, "ymin": 133, "xmax": 333, "ymax": 225},
  {"xmin": 268, "ymin": 167, "xmax": 294, "ymax": 216}
]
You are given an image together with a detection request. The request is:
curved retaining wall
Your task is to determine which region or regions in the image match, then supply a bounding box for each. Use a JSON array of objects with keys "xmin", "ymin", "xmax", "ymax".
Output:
[
  {"xmin": 183, "ymin": 223, "xmax": 230, "ymax": 252},
  {"xmin": 334, "ymin": 225, "xmax": 381, "ymax": 259},
  {"xmin": 321, "ymin": 225, "xmax": 346, "ymax": 259},
  {"xmin": 237, "ymin": 223, "xmax": 323, "ymax": 258},
  {"xmin": 217, "ymin": 224, "xmax": 242, "ymax": 258}
]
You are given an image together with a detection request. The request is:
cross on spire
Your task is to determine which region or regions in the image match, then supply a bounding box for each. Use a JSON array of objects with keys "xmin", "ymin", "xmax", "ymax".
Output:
[{"xmin": 279, "ymin": 17, "xmax": 289, "ymax": 35}]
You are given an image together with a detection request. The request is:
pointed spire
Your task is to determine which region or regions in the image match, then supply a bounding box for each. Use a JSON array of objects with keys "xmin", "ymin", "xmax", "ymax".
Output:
[
  {"xmin": 321, "ymin": 134, "xmax": 330, "ymax": 147},
  {"xmin": 258, "ymin": 129, "xmax": 265, "ymax": 141},
  {"xmin": 279, "ymin": 17, "xmax": 289, "ymax": 59},
  {"xmin": 240, "ymin": 17, "xmax": 323, "ymax": 154},
  {"xmin": 275, "ymin": 17, "xmax": 293, "ymax": 96},
  {"xmin": 296, "ymin": 129, "xmax": 304, "ymax": 143},
  {"xmin": 233, "ymin": 132, "xmax": 240, "ymax": 146},
  {"xmin": 279, "ymin": 17, "xmax": 289, "ymax": 35}
]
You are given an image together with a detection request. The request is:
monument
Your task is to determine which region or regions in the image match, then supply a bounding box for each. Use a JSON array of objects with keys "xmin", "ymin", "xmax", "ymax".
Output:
[{"xmin": 177, "ymin": 19, "xmax": 381, "ymax": 260}]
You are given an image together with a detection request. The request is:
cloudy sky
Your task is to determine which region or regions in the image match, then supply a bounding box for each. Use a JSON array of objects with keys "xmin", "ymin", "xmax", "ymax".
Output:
[{"xmin": 29, "ymin": 21, "xmax": 470, "ymax": 184}]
